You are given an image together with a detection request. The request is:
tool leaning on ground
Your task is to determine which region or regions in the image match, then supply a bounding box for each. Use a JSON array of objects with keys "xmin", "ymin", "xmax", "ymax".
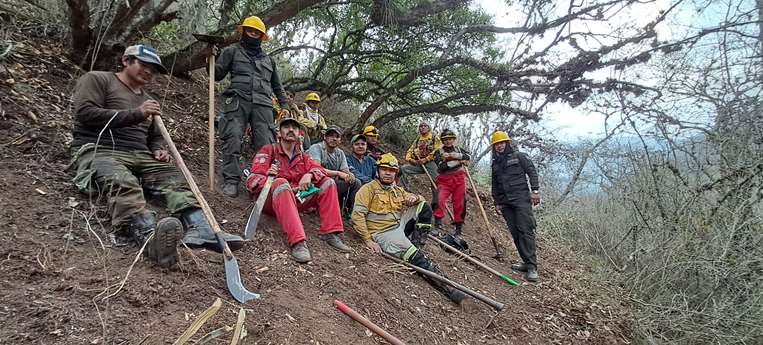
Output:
[
  {"xmin": 244, "ymin": 160, "xmax": 280, "ymax": 240},
  {"xmin": 463, "ymin": 166, "xmax": 508, "ymax": 259},
  {"xmin": 382, "ymin": 252, "xmax": 505, "ymax": 311},
  {"xmin": 334, "ymin": 300, "xmax": 406, "ymax": 345},
  {"xmin": 426, "ymin": 234, "xmax": 520, "ymax": 286},
  {"xmin": 154, "ymin": 115, "xmax": 260, "ymax": 304},
  {"xmin": 192, "ymin": 33, "xmax": 226, "ymax": 192}
]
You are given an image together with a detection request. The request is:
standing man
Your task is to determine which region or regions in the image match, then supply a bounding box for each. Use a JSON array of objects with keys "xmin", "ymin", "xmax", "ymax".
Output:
[
  {"xmin": 69, "ymin": 45, "xmax": 244, "ymax": 269},
  {"xmin": 345, "ymin": 134, "xmax": 377, "ymax": 185},
  {"xmin": 300, "ymin": 92, "xmax": 327, "ymax": 143},
  {"xmin": 307, "ymin": 126, "xmax": 361, "ymax": 219},
  {"xmin": 352, "ymin": 154, "xmax": 467, "ymax": 304},
  {"xmin": 400, "ymin": 121, "xmax": 442, "ymax": 211},
  {"xmin": 490, "ymin": 131, "xmax": 541, "ymax": 282},
  {"xmin": 362, "ymin": 125, "xmax": 385, "ymax": 160},
  {"xmin": 214, "ymin": 16, "xmax": 289, "ymax": 197},
  {"xmin": 245, "ymin": 118, "xmax": 352, "ymax": 263},
  {"xmin": 432, "ymin": 129, "xmax": 470, "ymax": 236}
]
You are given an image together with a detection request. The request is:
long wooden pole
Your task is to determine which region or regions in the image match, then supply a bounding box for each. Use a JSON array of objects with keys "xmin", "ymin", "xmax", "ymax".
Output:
[
  {"xmin": 208, "ymin": 55, "xmax": 216, "ymax": 191},
  {"xmin": 382, "ymin": 253, "xmax": 505, "ymax": 311},
  {"xmin": 334, "ymin": 300, "xmax": 406, "ymax": 345},
  {"xmin": 463, "ymin": 167, "xmax": 505, "ymax": 258},
  {"xmin": 427, "ymin": 234, "xmax": 519, "ymax": 286}
]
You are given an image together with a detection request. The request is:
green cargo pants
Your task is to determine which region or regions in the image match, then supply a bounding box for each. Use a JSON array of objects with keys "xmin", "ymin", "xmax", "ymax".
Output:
[
  {"xmin": 70, "ymin": 145, "xmax": 199, "ymax": 228},
  {"xmin": 219, "ymin": 95, "xmax": 276, "ymax": 183}
]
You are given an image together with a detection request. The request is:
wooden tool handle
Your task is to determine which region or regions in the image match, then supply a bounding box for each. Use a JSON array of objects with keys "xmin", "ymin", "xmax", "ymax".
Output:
[{"xmin": 154, "ymin": 115, "xmax": 233, "ymax": 257}]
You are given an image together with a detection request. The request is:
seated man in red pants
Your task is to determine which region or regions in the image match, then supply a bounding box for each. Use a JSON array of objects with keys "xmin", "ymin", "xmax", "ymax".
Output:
[
  {"xmin": 432, "ymin": 129, "xmax": 471, "ymax": 236},
  {"xmin": 245, "ymin": 117, "xmax": 352, "ymax": 263}
]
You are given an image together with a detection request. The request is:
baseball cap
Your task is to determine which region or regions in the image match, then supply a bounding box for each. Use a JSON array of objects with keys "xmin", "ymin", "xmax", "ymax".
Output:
[
  {"xmin": 123, "ymin": 45, "xmax": 168, "ymax": 74},
  {"xmin": 351, "ymin": 134, "xmax": 367, "ymax": 143},
  {"xmin": 325, "ymin": 126, "xmax": 343, "ymax": 136}
]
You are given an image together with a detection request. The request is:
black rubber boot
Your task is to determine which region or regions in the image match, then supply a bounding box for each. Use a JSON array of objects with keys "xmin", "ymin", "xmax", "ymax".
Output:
[
  {"xmin": 408, "ymin": 250, "xmax": 467, "ymax": 305},
  {"xmin": 433, "ymin": 217, "xmax": 444, "ymax": 234},
  {"xmin": 180, "ymin": 208, "xmax": 245, "ymax": 252},
  {"xmin": 453, "ymin": 223, "xmax": 463, "ymax": 237},
  {"xmin": 128, "ymin": 211, "xmax": 183, "ymax": 268},
  {"xmin": 222, "ymin": 181, "xmax": 239, "ymax": 198}
]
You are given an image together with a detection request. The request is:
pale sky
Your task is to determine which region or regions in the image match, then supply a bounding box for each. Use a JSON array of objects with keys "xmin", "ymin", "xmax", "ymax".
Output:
[{"xmin": 474, "ymin": 0, "xmax": 672, "ymax": 141}]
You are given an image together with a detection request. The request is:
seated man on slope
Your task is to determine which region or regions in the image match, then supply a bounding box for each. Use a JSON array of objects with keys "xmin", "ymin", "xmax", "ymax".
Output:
[
  {"xmin": 69, "ymin": 45, "xmax": 244, "ymax": 269},
  {"xmin": 245, "ymin": 117, "xmax": 352, "ymax": 263},
  {"xmin": 307, "ymin": 126, "xmax": 361, "ymax": 219},
  {"xmin": 352, "ymin": 153, "xmax": 467, "ymax": 304},
  {"xmin": 345, "ymin": 134, "xmax": 377, "ymax": 185}
]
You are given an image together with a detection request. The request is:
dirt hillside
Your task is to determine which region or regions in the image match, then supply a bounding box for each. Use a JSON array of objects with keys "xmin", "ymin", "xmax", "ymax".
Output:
[{"xmin": 0, "ymin": 31, "xmax": 631, "ymax": 344}]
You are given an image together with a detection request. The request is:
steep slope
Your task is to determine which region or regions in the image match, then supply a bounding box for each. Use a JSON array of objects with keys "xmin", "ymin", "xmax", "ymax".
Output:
[{"xmin": 0, "ymin": 31, "xmax": 631, "ymax": 344}]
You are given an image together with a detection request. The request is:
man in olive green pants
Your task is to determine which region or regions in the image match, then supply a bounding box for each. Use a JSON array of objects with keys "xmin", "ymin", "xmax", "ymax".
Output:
[
  {"xmin": 70, "ymin": 44, "xmax": 244, "ymax": 270},
  {"xmin": 214, "ymin": 16, "xmax": 290, "ymax": 197}
]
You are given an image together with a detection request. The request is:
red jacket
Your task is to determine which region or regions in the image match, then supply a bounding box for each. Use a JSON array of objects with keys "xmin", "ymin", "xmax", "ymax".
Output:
[{"xmin": 245, "ymin": 143, "xmax": 328, "ymax": 194}]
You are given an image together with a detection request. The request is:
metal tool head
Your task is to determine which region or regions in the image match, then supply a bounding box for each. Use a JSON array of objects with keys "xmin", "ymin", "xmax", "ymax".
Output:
[
  {"xmin": 224, "ymin": 255, "xmax": 261, "ymax": 303},
  {"xmin": 193, "ymin": 33, "xmax": 226, "ymax": 45}
]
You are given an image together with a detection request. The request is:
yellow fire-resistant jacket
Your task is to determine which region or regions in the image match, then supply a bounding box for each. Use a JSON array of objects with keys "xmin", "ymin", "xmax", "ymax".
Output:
[
  {"xmin": 405, "ymin": 132, "xmax": 442, "ymax": 163},
  {"xmin": 351, "ymin": 179, "xmax": 425, "ymax": 240}
]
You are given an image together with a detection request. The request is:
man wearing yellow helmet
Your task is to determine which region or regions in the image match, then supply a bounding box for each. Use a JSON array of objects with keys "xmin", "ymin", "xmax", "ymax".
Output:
[
  {"xmin": 362, "ymin": 125, "xmax": 386, "ymax": 160},
  {"xmin": 213, "ymin": 15, "xmax": 290, "ymax": 197},
  {"xmin": 490, "ymin": 131, "xmax": 541, "ymax": 282},
  {"xmin": 351, "ymin": 153, "xmax": 467, "ymax": 305},
  {"xmin": 299, "ymin": 92, "xmax": 328, "ymax": 143}
]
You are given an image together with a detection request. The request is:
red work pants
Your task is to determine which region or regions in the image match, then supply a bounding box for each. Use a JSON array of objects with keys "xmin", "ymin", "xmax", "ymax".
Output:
[
  {"xmin": 433, "ymin": 170, "xmax": 466, "ymax": 224},
  {"xmin": 263, "ymin": 177, "xmax": 344, "ymax": 246}
]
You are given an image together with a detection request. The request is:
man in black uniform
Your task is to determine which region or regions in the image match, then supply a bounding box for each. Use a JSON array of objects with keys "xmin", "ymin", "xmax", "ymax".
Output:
[
  {"xmin": 214, "ymin": 16, "xmax": 290, "ymax": 197},
  {"xmin": 490, "ymin": 131, "xmax": 541, "ymax": 282}
]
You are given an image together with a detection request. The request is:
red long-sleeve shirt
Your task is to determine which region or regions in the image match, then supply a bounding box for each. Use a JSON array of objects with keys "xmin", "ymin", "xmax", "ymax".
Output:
[{"xmin": 245, "ymin": 143, "xmax": 328, "ymax": 195}]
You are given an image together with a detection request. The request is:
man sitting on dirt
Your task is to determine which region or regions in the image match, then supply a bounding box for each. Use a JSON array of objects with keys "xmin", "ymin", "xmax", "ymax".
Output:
[
  {"xmin": 490, "ymin": 131, "xmax": 541, "ymax": 282},
  {"xmin": 400, "ymin": 120, "xmax": 442, "ymax": 211},
  {"xmin": 307, "ymin": 126, "xmax": 360, "ymax": 219},
  {"xmin": 69, "ymin": 45, "xmax": 244, "ymax": 269},
  {"xmin": 432, "ymin": 129, "xmax": 471, "ymax": 236},
  {"xmin": 245, "ymin": 117, "xmax": 352, "ymax": 263},
  {"xmin": 362, "ymin": 125, "xmax": 385, "ymax": 161},
  {"xmin": 352, "ymin": 153, "xmax": 467, "ymax": 304},
  {"xmin": 345, "ymin": 134, "xmax": 377, "ymax": 185}
]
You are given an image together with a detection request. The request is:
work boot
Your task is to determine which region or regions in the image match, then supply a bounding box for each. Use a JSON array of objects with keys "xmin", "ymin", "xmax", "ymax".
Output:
[
  {"xmin": 409, "ymin": 250, "xmax": 468, "ymax": 305},
  {"xmin": 319, "ymin": 233, "xmax": 352, "ymax": 253},
  {"xmin": 526, "ymin": 266, "xmax": 539, "ymax": 282},
  {"xmin": 180, "ymin": 208, "xmax": 245, "ymax": 252},
  {"xmin": 511, "ymin": 263, "xmax": 529, "ymax": 272},
  {"xmin": 222, "ymin": 181, "xmax": 239, "ymax": 198},
  {"xmin": 291, "ymin": 241, "xmax": 312, "ymax": 263},
  {"xmin": 127, "ymin": 211, "xmax": 183, "ymax": 268},
  {"xmin": 453, "ymin": 223, "xmax": 463, "ymax": 237},
  {"xmin": 434, "ymin": 218, "xmax": 444, "ymax": 233}
]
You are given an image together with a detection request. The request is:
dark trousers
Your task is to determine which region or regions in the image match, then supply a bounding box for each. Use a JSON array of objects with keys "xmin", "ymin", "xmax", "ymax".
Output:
[
  {"xmin": 499, "ymin": 194, "xmax": 537, "ymax": 268},
  {"xmin": 219, "ymin": 96, "xmax": 275, "ymax": 183},
  {"xmin": 335, "ymin": 178, "xmax": 361, "ymax": 213}
]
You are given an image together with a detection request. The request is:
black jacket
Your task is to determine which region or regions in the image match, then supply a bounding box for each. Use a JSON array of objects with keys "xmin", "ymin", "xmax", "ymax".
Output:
[
  {"xmin": 433, "ymin": 146, "xmax": 471, "ymax": 174},
  {"xmin": 214, "ymin": 44, "xmax": 288, "ymax": 108},
  {"xmin": 491, "ymin": 149, "xmax": 539, "ymax": 205}
]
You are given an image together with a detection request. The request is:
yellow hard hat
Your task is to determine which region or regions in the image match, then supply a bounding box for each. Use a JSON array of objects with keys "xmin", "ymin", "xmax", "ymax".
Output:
[
  {"xmin": 491, "ymin": 131, "xmax": 512, "ymax": 145},
  {"xmin": 377, "ymin": 153, "xmax": 399, "ymax": 170},
  {"xmin": 305, "ymin": 92, "xmax": 321, "ymax": 102},
  {"xmin": 238, "ymin": 16, "xmax": 269, "ymax": 41},
  {"xmin": 362, "ymin": 125, "xmax": 379, "ymax": 137}
]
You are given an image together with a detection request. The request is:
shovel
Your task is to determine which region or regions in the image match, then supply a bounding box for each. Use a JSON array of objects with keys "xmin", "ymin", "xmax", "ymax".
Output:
[{"xmin": 154, "ymin": 115, "xmax": 260, "ymax": 303}]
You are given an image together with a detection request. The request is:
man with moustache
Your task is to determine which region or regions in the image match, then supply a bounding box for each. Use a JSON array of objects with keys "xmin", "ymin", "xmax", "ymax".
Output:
[{"xmin": 245, "ymin": 118, "xmax": 352, "ymax": 263}]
